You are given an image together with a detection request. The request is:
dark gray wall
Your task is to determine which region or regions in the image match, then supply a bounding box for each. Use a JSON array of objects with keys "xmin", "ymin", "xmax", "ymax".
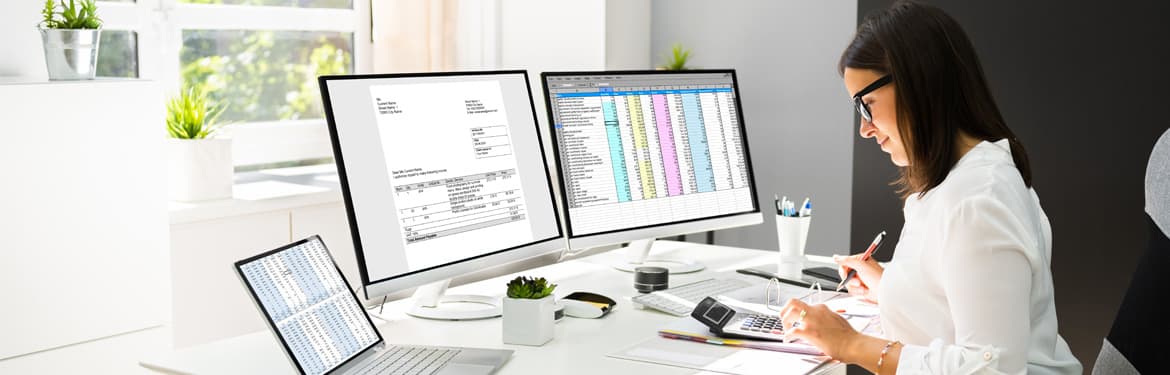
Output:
[{"xmin": 851, "ymin": 0, "xmax": 1170, "ymax": 370}]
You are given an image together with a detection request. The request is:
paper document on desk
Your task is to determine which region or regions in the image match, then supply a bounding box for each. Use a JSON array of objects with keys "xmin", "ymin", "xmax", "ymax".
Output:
[
  {"xmin": 659, "ymin": 314, "xmax": 825, "ymax": 355},
  {"xmin": 607, "ymin": 318, "xmax": 836, "ymax": 375},
  {"xmin": 822, "ymin": 296, "xmax": 880, "ymax": 318}
]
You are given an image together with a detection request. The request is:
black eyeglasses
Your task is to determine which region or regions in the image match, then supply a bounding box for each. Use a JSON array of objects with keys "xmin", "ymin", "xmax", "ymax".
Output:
[{"xmin": 852, "ymin": 75, "xmax": 892, "ymax": 123}]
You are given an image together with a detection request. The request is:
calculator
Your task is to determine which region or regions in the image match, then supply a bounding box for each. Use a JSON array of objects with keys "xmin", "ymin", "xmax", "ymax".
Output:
[{"xmin": 691, "ymin": 296, "xmax": 786, "ymax": 341}]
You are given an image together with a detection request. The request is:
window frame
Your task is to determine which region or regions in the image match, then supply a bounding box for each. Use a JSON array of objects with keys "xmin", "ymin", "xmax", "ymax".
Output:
[{"xmin": 97, "ymin": 0, "xmax": 373, "ymax": 167}]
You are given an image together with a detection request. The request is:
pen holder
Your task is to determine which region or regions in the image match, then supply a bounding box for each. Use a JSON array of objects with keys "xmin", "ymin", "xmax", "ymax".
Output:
[{"xmin": 776, "ymin": 214, "xmax": 811, "ymax": 279}]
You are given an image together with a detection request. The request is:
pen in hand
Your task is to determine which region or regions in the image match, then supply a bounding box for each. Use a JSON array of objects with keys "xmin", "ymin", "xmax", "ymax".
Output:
[{"xmin": 836, "ymin": 231, "xmax": 886, "ymax": 292}]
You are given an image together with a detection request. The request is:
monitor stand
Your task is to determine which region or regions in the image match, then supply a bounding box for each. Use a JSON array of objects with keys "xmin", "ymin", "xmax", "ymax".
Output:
[
  {"xmin": 373, "ymin": 279, "xmax": 501, "ymax": 321},
  {"xmin": 612, "ymin": 238, "xmax": 704, "ymax": 274}
]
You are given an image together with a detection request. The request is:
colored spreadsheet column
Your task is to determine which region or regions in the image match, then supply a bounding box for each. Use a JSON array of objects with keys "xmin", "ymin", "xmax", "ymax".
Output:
[
  {"xmin": 602, "ymin": 99, "xmax": 631, "ymax": 202},
  {"xmin": 626, "ymin": 95, "xmax": 656, "ymax": 199},
  {"xmin": 682, "ymin": 91, "xmax": 715, "ymax": 192},
  {"xmin": 321, "ymin": 302, "xmax": 362, "ymax": 358},
  {"xmin": 282, "ymin": 248, "xmax": 327, "ymax": 306},
  {"xmin": 652, "ymin": 94, "xmax": 682, "ymax": 196}
]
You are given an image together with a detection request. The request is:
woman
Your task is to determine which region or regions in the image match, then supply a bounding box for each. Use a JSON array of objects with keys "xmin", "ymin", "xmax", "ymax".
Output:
[{"xmin": 778, "ymin": 2, "xmax": 1082, "ymax": 374}]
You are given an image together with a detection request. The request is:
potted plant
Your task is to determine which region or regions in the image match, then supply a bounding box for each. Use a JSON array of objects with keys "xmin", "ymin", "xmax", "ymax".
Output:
[
  {"xmin": 501, "ymin": 276, "xmax": 557, "ymax": 346},
  {"xmin": 39, "ymin": 0, "xmax": 103, "ymax": 80},
  {"xmin": 657, "ymin": 43, "xmax": 692, "ymax": 71},
  {"xmin": 166, "ymin": 86, "xmax": 233, "ymax": 202}
]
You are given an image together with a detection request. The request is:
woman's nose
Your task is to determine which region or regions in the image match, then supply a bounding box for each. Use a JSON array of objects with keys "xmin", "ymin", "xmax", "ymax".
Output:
[{"xmin": 859, "ymin": 119, "xmax": 877, "ymax": 139}]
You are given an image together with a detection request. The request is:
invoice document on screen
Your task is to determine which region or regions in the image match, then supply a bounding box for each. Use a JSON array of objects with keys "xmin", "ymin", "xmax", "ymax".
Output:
[{"xmin": 369, "ymin": 80, "xmax": 535, "ymax": 271}]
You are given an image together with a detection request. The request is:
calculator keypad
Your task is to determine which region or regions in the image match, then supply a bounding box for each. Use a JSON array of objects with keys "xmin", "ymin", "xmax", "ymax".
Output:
[{"xmin": 739, "ymin": 315, "xmax": 784, "ymax": 335}]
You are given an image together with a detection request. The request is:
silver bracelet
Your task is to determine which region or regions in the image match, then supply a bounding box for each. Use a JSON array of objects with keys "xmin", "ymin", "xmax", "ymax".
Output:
[{"xmin": 877, "ymin": 340, "xmax": 900, "ymax": 372}]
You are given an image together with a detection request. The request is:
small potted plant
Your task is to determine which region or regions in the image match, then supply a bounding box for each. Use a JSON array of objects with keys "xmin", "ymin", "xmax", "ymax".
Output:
[
  {"xmin": 501, "ymin": 276, "xmax": 557, "ymax": 346},
  {"xmin": 39, "ymin": 0, "xmax": 103, "ymax": 80},
  {"xmin": 166, "ymin": 86, "xmax": 233, "ymax": 202},
  {"xmin": 658, "ymin": 43, "xmax": 692, "ymax": 71}
]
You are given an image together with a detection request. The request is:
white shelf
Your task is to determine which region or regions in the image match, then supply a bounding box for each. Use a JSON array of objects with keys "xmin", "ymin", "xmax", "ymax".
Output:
[{"xmin": 0, "ymin": 77, "xmax": 152, "ymax": 85}]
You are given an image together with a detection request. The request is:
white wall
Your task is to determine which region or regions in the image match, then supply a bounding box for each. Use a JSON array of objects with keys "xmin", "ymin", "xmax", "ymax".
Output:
[
  {"xmin": 605, "ymin": 0, "xmax": 652, "ymax": 70},
  {"xmin": 1, "ymin": 1, "xmax": 50, "ymax": 80},
  {"xmin": 652, "ymin": 0, "xmax": 858, "ymax": 256},
  {"xmin": 499, "ymin": 0, "xmax": 650, "ymax": 126}
]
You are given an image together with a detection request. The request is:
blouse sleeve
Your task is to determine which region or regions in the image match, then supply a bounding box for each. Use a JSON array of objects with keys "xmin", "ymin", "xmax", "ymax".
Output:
[{"xmin": 895, "ymin": 195, "xmax": 1035, "ymax": 375}]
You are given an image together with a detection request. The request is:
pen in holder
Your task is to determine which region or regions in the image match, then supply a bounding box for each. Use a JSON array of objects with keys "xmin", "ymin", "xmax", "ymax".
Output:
[{"xmin": 775, "ymin": 196, "xmax": 811, "ymax": 279}]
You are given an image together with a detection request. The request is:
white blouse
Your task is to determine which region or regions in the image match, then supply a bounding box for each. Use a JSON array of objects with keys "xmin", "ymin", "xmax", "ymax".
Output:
[{"xmin": 878, "ymin": 140, "xmax": 1082, "ymax": 374}]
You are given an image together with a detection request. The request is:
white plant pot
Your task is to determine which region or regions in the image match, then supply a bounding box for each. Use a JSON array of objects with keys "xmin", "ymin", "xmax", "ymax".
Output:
[
  {"xmin": 168, "ymin": 138, "xmax": 233, "ymax": 202},
  {"xmin": 502, "ymin": 295, "xmax": 555, "ymax": 346}
]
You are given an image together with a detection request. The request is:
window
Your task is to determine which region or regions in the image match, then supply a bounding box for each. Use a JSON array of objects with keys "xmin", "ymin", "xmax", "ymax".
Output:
[
  {"xmin": 180, "ymin": 29, "xmax": 353, "ymax": 123},
  {"xmin": 96, "ymin": 0, "xmax": 371, "ymax": 168},
  {"xmin": 97, "ymin": 30, "xmax": 139, "ymax": 78}
]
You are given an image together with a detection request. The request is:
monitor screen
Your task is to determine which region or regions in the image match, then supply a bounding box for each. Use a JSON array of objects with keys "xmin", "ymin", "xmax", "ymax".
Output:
[
  {"xmin": 321, "ymin": 71, "xmax": 562, "ymax": 293},
  {"xmin": 543, "ymin": 70, "xmax": 758, "ymax": 238}
]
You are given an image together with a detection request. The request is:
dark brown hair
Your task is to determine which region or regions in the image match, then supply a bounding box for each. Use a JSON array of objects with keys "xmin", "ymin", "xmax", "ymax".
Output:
[{"xmin": 839, "ymin": 0, "xmax": 1032, "ymax": 198}]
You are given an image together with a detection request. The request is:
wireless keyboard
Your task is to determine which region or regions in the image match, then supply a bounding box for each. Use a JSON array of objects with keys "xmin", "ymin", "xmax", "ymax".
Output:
[{"xmin": 631, "ymin": 278, "xmax": 753, "ymax": 316}]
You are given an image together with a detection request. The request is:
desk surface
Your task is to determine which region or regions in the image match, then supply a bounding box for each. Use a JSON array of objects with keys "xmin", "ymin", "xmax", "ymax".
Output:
[{"xmin": 139, "ymin": 241, "xmax": 844, "ymax": 375}]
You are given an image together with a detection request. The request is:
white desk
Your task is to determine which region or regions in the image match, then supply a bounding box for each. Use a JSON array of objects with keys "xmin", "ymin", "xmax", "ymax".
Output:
[{"xmin": 139, "ymin": 241, "xmax": 845, "ymax": 374}]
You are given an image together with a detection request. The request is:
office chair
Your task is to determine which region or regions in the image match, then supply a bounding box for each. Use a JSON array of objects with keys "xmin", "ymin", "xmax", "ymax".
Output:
[{"xmin": 1091, "ymin": 128, "xmax": 1170, "ymax": 375}]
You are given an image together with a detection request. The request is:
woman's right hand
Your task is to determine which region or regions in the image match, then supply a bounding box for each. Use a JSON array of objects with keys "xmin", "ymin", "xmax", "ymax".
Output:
[{"xmin": 833, "ymin": 254, "xmax": 883, "ymax": 303}]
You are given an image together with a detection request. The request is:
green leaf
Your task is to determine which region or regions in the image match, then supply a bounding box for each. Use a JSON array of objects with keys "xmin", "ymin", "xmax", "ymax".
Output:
[
  {"xmin": 659, "ymin": 43, "xmax": 692, "ymax": 71},
  {"xmin": 44, "ymin": 0, "xmax": 101, "ymax": 29},
  {"xmin": 166, "ymin": 85, "xmax": 227, "ymax": 139},
  {"xmin": 504, "ymin": 275, "xmax": 557, "ymax": 299},
  {"xmin": 41, "ymin": 0, "xmax": 57, "ymax": 28}
]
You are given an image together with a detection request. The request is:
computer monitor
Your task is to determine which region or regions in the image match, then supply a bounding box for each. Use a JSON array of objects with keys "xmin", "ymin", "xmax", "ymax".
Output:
[
  {"xmin": 320, "ymin": 71, "xmax": 564, "ymax": 321},
  {"xmin": 541, "ymin": 70, "xmax": 763, "ymax": 274}
]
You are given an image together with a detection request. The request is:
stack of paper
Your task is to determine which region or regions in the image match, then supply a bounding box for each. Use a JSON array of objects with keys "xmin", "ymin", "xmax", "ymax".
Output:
[
  {"xmin": 609, "ymin": 317, "xmax": 836, "ymax": 375},
  {"xmin": 608, "ymin": 295, "xmax": 883, "ymax": 375}
]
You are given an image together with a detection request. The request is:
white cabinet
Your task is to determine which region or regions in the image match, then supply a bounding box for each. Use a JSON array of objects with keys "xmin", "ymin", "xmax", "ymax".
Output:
[
  {"xmin": 170, "ymin": 211, "xmax": 289, "ymax": 348},
  {"xmin": 0, "ymin": 80, "xmax": 168, "ymax": 359},
  {"xmin": 169, "ymin": 197, "xmax": 359, "ymax": 348}
]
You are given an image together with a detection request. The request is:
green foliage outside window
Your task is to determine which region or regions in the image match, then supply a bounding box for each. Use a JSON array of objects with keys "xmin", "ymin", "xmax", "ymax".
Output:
[
  {"xmin": 177, "ymin": 0, "xmax": 354, "ymax": 124},
  {"xmin": 181, "ymin": 30, "xmax": 353, "ymax": 123},
  {"xmin": 97, "ymin": 30, "xmax": 138, "ymax": 78}
]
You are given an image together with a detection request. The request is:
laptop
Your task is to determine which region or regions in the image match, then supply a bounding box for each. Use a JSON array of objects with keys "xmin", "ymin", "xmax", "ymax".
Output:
[{"xmin": 235, "ymin": 235, "xmax": 513, "ymax": 375}]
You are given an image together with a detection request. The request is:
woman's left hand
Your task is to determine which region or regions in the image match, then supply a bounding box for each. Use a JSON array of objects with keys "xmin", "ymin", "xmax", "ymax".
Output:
[{"xmin": 779, "ymin": 298, "xmax": 860, "ymax": 359}]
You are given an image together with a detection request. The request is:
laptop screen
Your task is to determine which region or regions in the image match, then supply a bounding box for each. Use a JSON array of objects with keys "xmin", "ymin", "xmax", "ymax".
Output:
[{"xmin": 236, "ymin": 236, "xmax": 384, "ymax": 375}]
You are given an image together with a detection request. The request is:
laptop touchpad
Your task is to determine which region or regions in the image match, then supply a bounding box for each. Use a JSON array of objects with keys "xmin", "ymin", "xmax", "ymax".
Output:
[{"xmin": 438, "ymin": 363, "xmax": 497, "ymax": 375}]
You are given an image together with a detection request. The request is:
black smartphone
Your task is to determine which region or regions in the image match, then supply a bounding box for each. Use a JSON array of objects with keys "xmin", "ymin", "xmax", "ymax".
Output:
[{"xmin": 802, "ymin": 266, "xmax": 842, "ymax": 284}]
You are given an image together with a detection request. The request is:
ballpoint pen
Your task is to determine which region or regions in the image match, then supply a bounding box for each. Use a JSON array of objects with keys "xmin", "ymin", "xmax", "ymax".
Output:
[{"xmin": 836, "ymin": 230, "xmax": 886, "ymax": 292}]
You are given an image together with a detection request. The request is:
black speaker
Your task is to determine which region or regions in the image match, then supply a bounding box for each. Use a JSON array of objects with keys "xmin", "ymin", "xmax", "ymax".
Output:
[{"xmin": 633, "ymin": 266, "xmax": 669, "ymax": 293}]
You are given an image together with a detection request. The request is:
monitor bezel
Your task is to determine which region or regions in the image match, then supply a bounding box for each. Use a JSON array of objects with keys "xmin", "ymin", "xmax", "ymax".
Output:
[
  {"xmin": 318, "ymin": 70, "xmax": 565, "ymax": 299},
  {"xmin": 540, "ymin": 69, "xmax": 762, "ymax": 241},
  {"xmin": 233, "ymin": 235, "xmax": 385, "ymax": 375}
]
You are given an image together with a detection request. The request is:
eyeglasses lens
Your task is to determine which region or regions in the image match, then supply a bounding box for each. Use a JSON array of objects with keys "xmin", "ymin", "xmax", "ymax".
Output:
[{"xmin": 855, "ymin": 99, "xmax": 872, "ymax": 123}]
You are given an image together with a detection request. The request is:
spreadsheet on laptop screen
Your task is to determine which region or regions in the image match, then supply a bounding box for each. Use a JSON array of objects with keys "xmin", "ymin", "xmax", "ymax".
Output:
[
  {"xmin": 545, "ymin": 72, "xmax": 755, "ymax": 236},
  {"xmin": 238, "ymin": 238, "xmax": 380, "ymax": 375}
]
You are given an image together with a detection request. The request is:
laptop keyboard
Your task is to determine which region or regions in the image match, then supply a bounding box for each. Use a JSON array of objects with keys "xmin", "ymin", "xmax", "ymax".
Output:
[{"xmin": 353, "ymin": 346, "xmax": 461, "ymax": 375}]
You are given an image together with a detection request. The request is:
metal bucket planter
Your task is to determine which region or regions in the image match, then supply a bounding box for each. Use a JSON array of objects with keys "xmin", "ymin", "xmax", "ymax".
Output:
[{"xmin": 39, "ymin": 28, "xmax": 101, "ymax": 80}]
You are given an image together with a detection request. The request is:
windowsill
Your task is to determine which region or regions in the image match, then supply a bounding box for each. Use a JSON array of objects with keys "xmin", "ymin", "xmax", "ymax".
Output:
[
  {"xmin": 0, "ymin": 77, "xmax": 151, "ymax": 85},
  {"xmin": 168, "ymin": 163, "xmax": 344, "ymax": 225}
]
